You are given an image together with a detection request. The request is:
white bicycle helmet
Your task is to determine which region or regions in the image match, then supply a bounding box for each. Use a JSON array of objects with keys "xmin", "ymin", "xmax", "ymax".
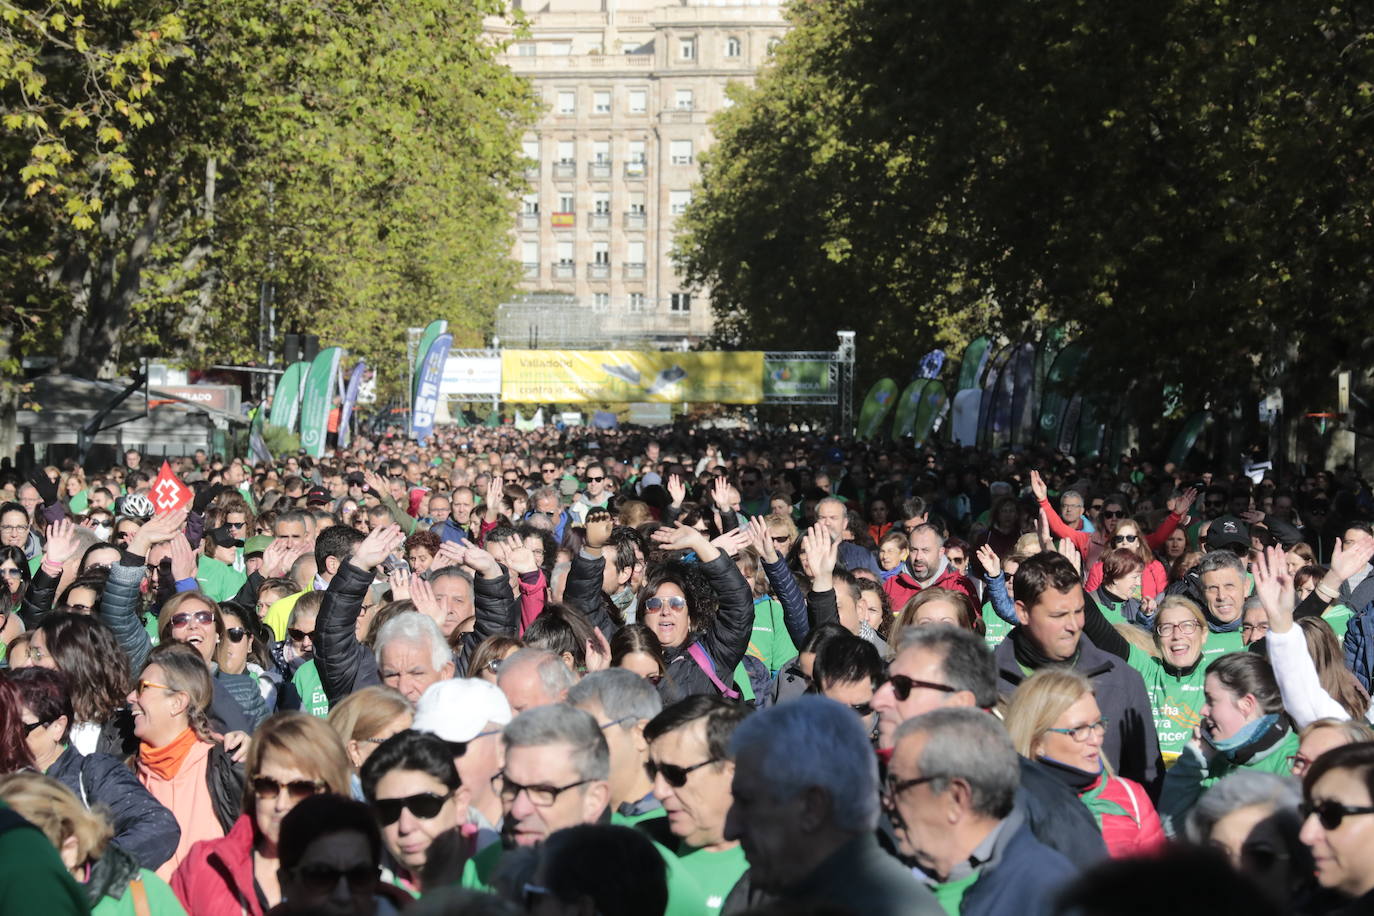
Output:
[{"xmin": 119, "ymin": 492, "xmax": 154, "ymax": 520}]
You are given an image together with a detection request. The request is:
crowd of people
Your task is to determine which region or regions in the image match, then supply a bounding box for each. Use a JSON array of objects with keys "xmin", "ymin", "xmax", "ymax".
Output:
[{"xmin": 1, "ymin": 423, "xmax": 1374, "ymax": 915}]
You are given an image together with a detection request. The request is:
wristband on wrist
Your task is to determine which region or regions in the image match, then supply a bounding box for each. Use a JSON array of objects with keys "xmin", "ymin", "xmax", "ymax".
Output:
[
  {"xmin": 1316, "ymin": 582, "xmax": 1339, "ymax": 600},
  {"xmin": 40, "ymin": 558, "xmax": 63, "ymax": 575}
]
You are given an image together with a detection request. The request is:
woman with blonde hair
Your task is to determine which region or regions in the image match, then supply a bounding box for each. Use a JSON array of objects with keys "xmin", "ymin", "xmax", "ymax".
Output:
[
  {"xmin": 1005, "ymin": 668, "xmax": 1165, "ymax": 858},
  {"xmin": 171, "ymin": 712, "xmax": 353, "ymax": 915},
  {"xmin": 0, "ymin": 772, "xmax": 186, "ymax": 914},
  {"xmin": 1289, "ymin": 718, "xmax": 1374, "ymax": 778},
  {"xmin": 892, "ymin": 587, "xmax": 983, "ymax": 642},
  {"xmin": 327, "ymin": 685, "xmax": 415, "ymax": 774},
  {"xmin": 127, "ymin": 641, "xmax": 244, "ymax": 880}
]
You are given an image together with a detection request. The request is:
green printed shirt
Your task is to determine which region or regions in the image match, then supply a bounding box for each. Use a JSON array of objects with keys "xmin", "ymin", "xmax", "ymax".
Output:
[
  {"xmin": 293, "ymin": 658, "xmax": 330, "ymax": 717},
  {"xmin": 671, "ymin": 843, "xmax": 748, "ymax": 916},
  {"xmin": 747, "ymin": 596, "xmax": 797, "ymax": 675},
  {"xmin": 1126, "ymin": 646, "xmax": 1212, "ymax": 762}
]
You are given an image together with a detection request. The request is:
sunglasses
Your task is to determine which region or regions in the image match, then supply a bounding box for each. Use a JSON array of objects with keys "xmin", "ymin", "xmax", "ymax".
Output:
[
  {"xmin": 645, "ymin": 595, "xmax": 687, "ymax": 612},
  {"xmin": 225, "ymin": 627, "xmax": 248, "ymax": 643},
  {"xmin": 1089, "ymin": 503, "xmax": 1104, "ymax": 511},
  {"xmin": 1113, "ymin": 534, "xmax": 1139, "ymax": 543},
  {"xmin": 171, "ymin": 610, "xmax": 214, "ymax": 628},
  {"xmin": 22, "ymin": 719, "xmax": 51, "ymax": 735},
  {"xmin": 1299, "ymin": 799, "xmax": 1374, "ymax": 831},
  {"xmin": 293, "ymin": 863, "xmax": 379, "ymax": 894},
  {"xmin": 374, "ymin": 791, "xmax": 451, "ymax": 825},
  {"xmin": 644, "ymin": 757, "xmax": 718, "ymax": 788},
  {"xmin": 288, "ymin": 628, "xmax": 316, "ymax": 642},
  {"xmin": 253, "ymin": 776, "xmax": 324, "ymax": 801},
  {"xmin": 585, "ymin": 475, "xmax": 605, "ymax": 483},
  {"xmin": 771, "ymin": 535, "xmax": 790, "ymax": 545},
  {"xmin": 883, "ymin": 673, "xmax": 957, "ymax": 702},
  {"xmin": 1101, "ymin": 510, "xmax": 1126, "ymax": 519}
]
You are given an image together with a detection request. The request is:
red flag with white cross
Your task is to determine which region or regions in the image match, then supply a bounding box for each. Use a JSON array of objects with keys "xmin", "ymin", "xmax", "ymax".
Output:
[{"xmin": 151, "ymin": 461, "xmax": 192, "ymax": 515}]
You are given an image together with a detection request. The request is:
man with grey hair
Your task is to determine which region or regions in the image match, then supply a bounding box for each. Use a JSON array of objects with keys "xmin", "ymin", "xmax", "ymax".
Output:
[
  {"xmin": 373, "ymin": 611, "xmax": 454, "ymax": 703},
  {"xmin": 1059, "ymin": 489, "xmax": 1094, "ymax": 533},
  {"xmin": 886, "ymin": 709, "xmax": 1074, "ymax": 916},
  {"xmin": 1191, "ymin": 548, "xmax": 1248, "ymax": 660},
  {"xmin": 497, "ymin": 647, "xmax": 578, "ymax": 714},
  {"xmin": 722, "ymin": 695, "xmax": 939, "ymax": 915},
  {"xmin": 568, "ymin": 669, "xmax": 668, "ymax": 843},
  {"xmin": 462, "ymin": 704, "xmax": 611, "ymax": 889}
]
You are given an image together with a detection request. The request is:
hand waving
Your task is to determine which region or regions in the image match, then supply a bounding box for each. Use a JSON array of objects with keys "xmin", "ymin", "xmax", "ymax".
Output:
[
  {"xmin": 1251, "ymin": 544, "xmax": 1295, "ymax": 635},
  {"xmin": 353, "ymin": 524, "xmax": 405, "ymax": 571},
  {"xmin": 976, "ymin": 543, "xmax": 1002, "ymax": 578},
  {"xmin": 42, "ymin": 518, "xmax": 82, "ymax": 566}
]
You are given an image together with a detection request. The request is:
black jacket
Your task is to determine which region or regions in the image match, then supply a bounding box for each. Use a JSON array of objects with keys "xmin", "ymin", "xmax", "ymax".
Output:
[
  {"xmin": 48, "ymin": 744, "xmax": 181, "ymax": 871},
  {"xmin": 657, "ymin": 553, "xmax": 755, "ymax": 705}
]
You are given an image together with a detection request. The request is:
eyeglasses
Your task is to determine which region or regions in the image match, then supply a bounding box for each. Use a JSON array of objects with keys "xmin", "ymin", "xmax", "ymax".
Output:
[
  {"xmin": 171, "ymin": 610, "xmax": 214, "ymax": 628},
  {"xmin": 599, "ymin": 715, "xmax": 637, "ymax": 731},
  {"xmin": 644, "ymin": 595, "xmax": 687, "ymax": 612},
  {"xmin": 288, "ymin": 628, "xmax": 315, "ymax": 642},
  {"xmin": 644, "ymin": 757, "xmax": 718, "ymax": 788},
  {"xmin": 0, "ymin": 568, "xmax": 22, "ymax": 578},
  {"xmin": 137, "ymin": 679, "xmax": 173, "ymax": 693},
  {"xmin": 882, "ymin": 673, "xmax": 957, "ymax": 702},
  {"xmin": 225, "ymin": 627, "xmax": 248, "ymax": 643},
  {"xmin": 883, "ymin": 774, "xmax": 938, "ymax": 799},
  {"xmin": 1101, "ymin": 510, "xmax": 1125, "ymax": 519},
  {"xmin": 1046, "ymin": 718, "xmax": 1110, "ymax": 743},
  {"xmin": 1288, "ymin": 754, "xmax": 1313, "ymax": 776},
  {"xmin": 374, "ymin": 791, "xmax": 452, "ymax": 825},
  {"xmin": 22, "ymin": 719, "xmax": 51, "ymax": 735},
  {"xmin": 293, "ymin": 863, "xmax": 379, "ymax": 894},
  {"xmin": 1089, "ymin": 503, "xmax": 1104, "ymax": 512},
  {"xmin": 1299, "ymin": 799, "xmax": 1374, "ymax": 831},
  {"xmin": 0, "ymin": 525, "xmax": 28, "ymax": 535},
  {"xmin": 493, "ymin": 773, "xmax": 592, "ymax": 807},
  {"xmin": 227, "ymin": 521, "xmax": 246, "ymax": 530},
  {"xmin": 1242, "ymin": 622, "xmax": 1270, "ymax": 635},
  {"xmin": 1157, "ymin": 620, "xmax": 1202, "ymax": 637},
  {"xmin": 253, "ymin": 776, "xmax": 324, "ymax": 801},
  {"xmin": 1113, "ymin": 534, "xmax": 1139, "ymax": 544}
]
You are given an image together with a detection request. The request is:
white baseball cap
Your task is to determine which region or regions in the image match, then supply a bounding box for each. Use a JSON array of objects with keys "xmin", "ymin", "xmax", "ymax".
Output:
[{"xmin": 412, "ymin": 678, "xmax": 512, "ymax": 744}]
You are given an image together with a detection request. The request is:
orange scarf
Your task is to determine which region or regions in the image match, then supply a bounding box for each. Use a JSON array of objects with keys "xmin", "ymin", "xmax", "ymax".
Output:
[{"xmin": 139, "ymin": 727, "xmax": 200, "ymax": 780}]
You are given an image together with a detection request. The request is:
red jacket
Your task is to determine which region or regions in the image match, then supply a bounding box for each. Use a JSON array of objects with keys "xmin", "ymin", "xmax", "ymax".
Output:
[
  {"xmin": 883, "ymin": 564, "xmax": 976, "ymax": 613},
  {"xmin": 172, "ymin": 814, "xmax": 263, "ymax": 916},
  {"xmin": 1087, "ymin": 773, "xmax": 1167, "ymax": 859},
  {"xmin": 1085, "ymin": 558, "xmax": 1169, "ymax": 600}
]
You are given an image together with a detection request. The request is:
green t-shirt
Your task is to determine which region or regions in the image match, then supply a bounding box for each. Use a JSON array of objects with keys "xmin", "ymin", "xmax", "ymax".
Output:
[
  {"xmin": 671, "ymin": 843, "xmax": 748, "ymax": 916},
  {"xmin": 932, "ymin": 870, "xmax": 980, "ymax": 916},
  {"xmin": 293, "ymin": 658, "xmax": 330, "ymax": 717},
  {"xmin": 195, "ymin": 555, "xmax": 247, "ymax": 603},
  {"xmin": 1323, "ymin": 604, "xmax": 1354, "ymax": 640},
  {"xmin": 92, "ymin": 868, "xmax": 186, "ymax": 916},
  {"xmin": 68, "ymin": 490, "xmax": 89, "ymax": 514},
  {"xmin": 980, "ymin": 602, "xmax": 1012, "ymax": 649},
  {"xmin": 1200, "ymin": 628, "xmax": 1245, "ymax": 664},
  {"xmin": 1126, "ymin": 645, "xmax": 1212, "ymax": 763},
  {"xmin": 0, "ymin": 801, "xmax": 88, "ymax": 915},
  {"xmin": 1097, "ymin": 597, "xmax": 1127, "ymax": 626},
  {"xmin": 611, "ymin": 805, "xmax": 667, "ymax": 830},
  {"xmin": 461, "ymin": 841, "xmax": 503, "ymax": 891},
  {"xmin": 747, "ymin": 596, "xmax": 797, "ymax": 675}
]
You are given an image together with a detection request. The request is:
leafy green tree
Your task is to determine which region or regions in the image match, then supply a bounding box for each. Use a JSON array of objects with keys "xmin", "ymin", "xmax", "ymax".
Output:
[{"xmin": 678, "ymin": 0, "xmax": 1374, "ymax": 423}]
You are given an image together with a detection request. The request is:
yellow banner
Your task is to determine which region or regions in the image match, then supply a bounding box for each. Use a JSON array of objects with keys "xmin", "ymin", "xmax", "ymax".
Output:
[{"xmin": 501, "ymin": 350, "xmax": 764, "ymax": 404}]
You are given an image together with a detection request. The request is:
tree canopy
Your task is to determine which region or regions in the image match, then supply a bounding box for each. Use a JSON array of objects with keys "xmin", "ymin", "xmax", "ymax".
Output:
[
  {"xmin": 676, "ymin": 0, "xmax": 1374, "ymax": 419},
  {"xmin": 2, "ymin": 0, "xmax": 537, "ymax": 395}
]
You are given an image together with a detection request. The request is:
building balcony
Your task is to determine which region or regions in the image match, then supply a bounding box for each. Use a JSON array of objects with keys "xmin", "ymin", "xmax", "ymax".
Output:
[
  {"xmin": 587, "ymin": 162, "xmax": 612, "ymax": 179},
  {"xmin": 552, "ymin": 261, "xmax": 575, "ymax": 279},
  {"xmin": 521, "ymin": 262, "xmax": 540, "ymax": 279},
  {"xmin": 623, "ymin": 262, "xmax": 646, "ymax": 279},
  {"xmin": 623, "ymin": 211, "xmax": 646, "ymax": 230},
  {"xmin": 518, "ymin": 213, "xmax": 539, "ymax": 230},
  {"xmin": 624, "ymin": 162, "xmax": 647, "ymax": 179},
  {"xmin": 588, "ymin": 212, "xmax": 611, "ymax": 230},
  {"xmin": 587, "ymin": 262, "xmax": 610, "ymax": 279},
  {"xmin": 553, "ymin": 162, "xmax": 576, "ymax": 179}
]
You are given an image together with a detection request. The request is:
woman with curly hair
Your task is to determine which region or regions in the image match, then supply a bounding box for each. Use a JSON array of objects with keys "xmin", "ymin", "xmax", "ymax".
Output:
[{"xmin": 29, "ymin": 613, "xmax": 134, "ymax": 756}]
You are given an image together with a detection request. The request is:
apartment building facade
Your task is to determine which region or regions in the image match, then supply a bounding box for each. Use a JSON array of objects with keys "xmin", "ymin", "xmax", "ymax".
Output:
[{"xmin": 487, "ymin": 0, "xmax": 788, "ymax": 347}]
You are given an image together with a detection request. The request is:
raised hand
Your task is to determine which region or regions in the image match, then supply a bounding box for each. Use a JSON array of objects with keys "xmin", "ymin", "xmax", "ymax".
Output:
[
  {"xmin": 710, "ymin": 476, "xmax": 733, "ymax": 512},
  {"xmin": 1240, "ymin": 510, "xmax": 1266, "ymax": 527},
  {"xmin": 1169, "ymin": 487, "xmax": 1199, "ymax": 517},
  {"xmin": 584, "ymin": 508, "xmax": 614, "ymax": 550},
  {"xmin": 388, "ymin": 569, "xmax": 411, "ymax": 601},
  {"xmin": 1029, "ymin": 469, "xmax": 1048, "ymax": 503},
  {"xmin": 1329, "ymin": 536, "xmax": 1374, "ymax": 583},
  {"xmin": 461, "ymin": 542, "xmax": 502, "ymax": 580},
  {"xmin": 410, "ymin": 575, "xmax": 440, "ymax": 619},
  {"xmin": 433, "ymin": 540, "xmax": 466, "ymax": 571},
  {"xmin": 802, "ymin": 524, "xmax": 838, "ymax": 588},
  {"xmin": 506, "ymin": 544, "xmax": 539, "ymax": 575},
  {"xmin": 667, "ymin": 474, "xmax": 687, "ymax": 508},
  {"xmin": 1036, "ymin": 509, "xmax": 1054, "ymax": 552},
  {"xmin": 128, "ymin": 507, "xmax": 189, "ymax": 556},
  {"xmin": 485, "ymin": 477, "xmax": 505, "ymax": 521},
  {"xmin": 353, "ymin": 524, "xmax": 405, "ymax": 571},
  {"xmin": 261, "ymin": 538, "xmax": 304, "ymax": 579},
  {"xmin": 976, "ymin": 543, "xmax": 1002, "ymax": 578},
  {"xmin": 168, "ymin": 534, "xmax": 197, "ymax": 581},
  {"xmin": 1056, "ymin": 537, "xmax": 1082, "ymax": 574},
  {"xmin": 362, "ymin": 470, "xmax": 389, "ymax": 499},
  {"xmin": 651, "ymin": 522, "xmax": 710, "ymax": 554},
  {"xmin": 1251, "ymin": 544, "xmax": 1295, "ymax": 634},
  {"xmin": 710, "ymin": 527, "xmax": 750, "ymax": 559},
  {"xmin": 42, "ymin": 518, "xmax": 82, "ymax": 566},
  {"xmin": 584, "ymin": 626, "xmax": 612, "ymax": 673},
  {"xmin": 746, "ymin": 515, "xmax": 778, "ymax": 563}
]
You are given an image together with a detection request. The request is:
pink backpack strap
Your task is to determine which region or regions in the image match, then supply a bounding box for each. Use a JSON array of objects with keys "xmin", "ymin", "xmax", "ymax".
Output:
[{"xmin": 687, "ymin": 642, "xmax": 740, "ymax": 699}]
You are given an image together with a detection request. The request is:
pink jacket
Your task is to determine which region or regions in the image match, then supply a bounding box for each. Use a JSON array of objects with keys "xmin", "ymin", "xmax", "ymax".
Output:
[
  {"xmin": 1089, "ymin": 774, "xmax": 1167, "ymax": 859},
  {"xmin": 172, "ymin": 814, "xmax": 263, "ymax": 916}
]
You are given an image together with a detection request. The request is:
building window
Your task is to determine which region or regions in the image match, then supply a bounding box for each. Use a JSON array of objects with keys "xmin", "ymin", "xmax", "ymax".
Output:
[
  {"xmin": 522, "ymin": 139, "xmax": 539, "ymax": 161},
  {"xmin": 627, "ymin": 240, "xmax": 645, "ymax": 263},
  {"xmin": 522, "ymin": 241, "xmax": 539, "ymax": 263},
  {"xmin": 546, "ymin": 42, "xmax": 572, "ymax": 56},
  {"xmin": 593, "ymin": 91, "xmax": 611, "ymax": 114},
  {"xmin": 522, "ymin": 194, "xmax": 539, "ymax": 214},
  {"xmin": 670, "ymin": 293, "xmax": 692, "ymax": 312},
  {"xmin": 594, "ymin": 193, "xmax": 611, "ymax": 215},
  {"xmin": 556, "ymin": 241, "xmax": 574, "ymax": 264},
  {"xmin": 593, "ymin": 141, "xmax": 610, "ymax": 164},
  {"xmin": 558, "ymin": 193, "xmax": 574, "ymax": 213},
  {"xmin": 557, "ymin": 141, "xmax": 575, "ymax": 164},
  {"xmin": 679, "ymin": 37, "xmax": 696, "ymax": 60},
  {"xmin": 593, "ymin": 242, "xmax": 610, "ymax": 265},
  {"xmin": 628, "ymin": 141, "xmax": 646, "ymax": 164},
  {"xmin": 628, "ymin": 89, "xmax": 647, "ymax": 114},
  {"xmin": 628, "ymin": 191, "xmax": 646, "ymax": 215},
  {"xmin": 670, "ymin": 140, "xmax": 693, "ymax": 166},
  {"xmin": 629, "ymin": 292, "xmax": 647, "ymax": 311},
  {"xmin": 675, "ymin": 89, "xmax": 694, "ymax": 111},
  {"xmin": 557, "ymin": 91, "xmax": 576, "ymax": 114},
  {"xmin": 669, "ymin": 190, "xmax": 692, "ymax": 215},
  {"xmin": 517, "ymin": 42, "xmax": 537, "ymax": 57},
  {"xmin": 593, "ymin": 293, "xmax": 610, "ymax": 310},
  {"xmin": 725, "ymin": 37, "xmax": 741, "ymax": 58}
]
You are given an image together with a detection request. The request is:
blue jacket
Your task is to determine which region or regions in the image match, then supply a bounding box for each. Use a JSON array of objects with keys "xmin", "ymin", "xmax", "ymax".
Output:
[
  {"xmin": 1343, "ymin": 600, "xmax": 1374, "ymax": 691},
  {"xmin": 959, "ymin": 812, "xmax": 1078, "ymax": 916},
  {"xmin": 430, "ymin": 517, "xmax": 471, "ymax": 546},
  {"xmin": 46, "ymin": 744, "xmax": 180, "ymax": 871}
]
